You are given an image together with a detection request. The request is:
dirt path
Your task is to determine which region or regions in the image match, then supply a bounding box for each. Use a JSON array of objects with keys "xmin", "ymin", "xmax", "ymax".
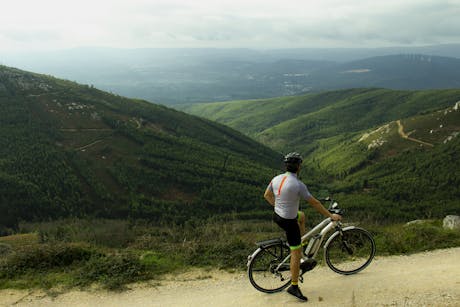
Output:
[
  {"xmin": 1, "ymin": 248, "xmax": 459, "ymax": 307},
  {"xmin": 75, "ymin": 139, "xmax": 105, "ymax": 151},
  {"xmin": 396, "ymin": 120, "xmax": 434, "ymax": 147}
]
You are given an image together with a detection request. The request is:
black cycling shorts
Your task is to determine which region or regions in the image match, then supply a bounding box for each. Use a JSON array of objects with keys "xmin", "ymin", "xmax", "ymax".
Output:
[{"xmin": 273, "ymin": 212, "xmax": 301, "ymax": 250}]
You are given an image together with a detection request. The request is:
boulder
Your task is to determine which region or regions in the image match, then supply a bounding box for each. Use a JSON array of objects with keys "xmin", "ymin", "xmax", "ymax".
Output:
[{"xmin": 443, "ymin": 215, "xmax": 460, "ymax": 230}]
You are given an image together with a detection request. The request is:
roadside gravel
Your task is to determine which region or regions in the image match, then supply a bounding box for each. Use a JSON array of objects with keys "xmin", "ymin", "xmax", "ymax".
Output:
[{"xmin": 1, "ymin": 247, "xmax": 459, "ymax": 306}]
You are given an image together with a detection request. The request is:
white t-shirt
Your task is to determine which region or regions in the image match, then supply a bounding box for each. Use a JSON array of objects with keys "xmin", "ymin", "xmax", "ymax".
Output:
[{"xmin": 266, "ymin": 172, "xmax": 312, "ymax": 219}]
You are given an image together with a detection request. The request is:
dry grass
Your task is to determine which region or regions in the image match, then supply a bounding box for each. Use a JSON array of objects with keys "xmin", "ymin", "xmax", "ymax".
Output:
[{"xmin": 0, "ymin": 233, "xmax": 39, "ymax": 248}]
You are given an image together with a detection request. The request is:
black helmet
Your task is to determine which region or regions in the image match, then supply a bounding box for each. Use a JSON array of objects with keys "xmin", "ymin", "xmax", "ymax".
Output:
[{"xmin": 284, "ymin": 152, "xmax": 303, "ymax": 164}]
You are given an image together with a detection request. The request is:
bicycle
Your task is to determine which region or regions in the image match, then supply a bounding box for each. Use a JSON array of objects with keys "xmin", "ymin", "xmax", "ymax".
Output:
[{"xmin": 247, "ymin": 197, "xmax": 376, "ymax": 293}]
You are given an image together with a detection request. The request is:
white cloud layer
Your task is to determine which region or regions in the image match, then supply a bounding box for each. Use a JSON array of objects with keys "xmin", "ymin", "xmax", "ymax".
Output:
[{"xmin": 1, "ymin": 0, "xmax": 460, "ymax": 51}]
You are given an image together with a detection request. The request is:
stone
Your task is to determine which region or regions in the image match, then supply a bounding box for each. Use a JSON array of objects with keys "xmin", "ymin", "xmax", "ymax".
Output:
[{"xmin": 443, "ymin": 215, "xmax": 460, "ymax": 230}]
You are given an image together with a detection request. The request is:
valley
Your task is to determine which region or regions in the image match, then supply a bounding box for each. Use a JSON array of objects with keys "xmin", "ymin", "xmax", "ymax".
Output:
[
  {"xmin": 1, "ymin": 0, "xmax": 460, "ymax": 299},
  {"xmin": 1, "ymin": 61, "xmax": 460, "ymax": 294},
  {"xmin": 3, "ymin": 47, "xmax": 460, "ymax": 104},
  {"xmin": 183, "ymin": 89, "xmax": 460, "ymax": 221},
  {"xmin": 2, "ymin": 64, "xmax": 459, "ymax": 227}
]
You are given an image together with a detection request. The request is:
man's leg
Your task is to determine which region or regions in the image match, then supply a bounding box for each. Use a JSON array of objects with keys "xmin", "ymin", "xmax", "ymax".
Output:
[
  {"xmin": 297, "ymin": 211, "xmax": 307, "ymax": 259},
  {"xmin": 298, "ymin": 211, "xmax": 306, "ymax": 236},
  {"xmin": 290, "ymin": 247, "xmax": 301, "ymax": 283},
  {"xmin": 288, "ymin": 246, "xmax": 308, "ymax": 301}
]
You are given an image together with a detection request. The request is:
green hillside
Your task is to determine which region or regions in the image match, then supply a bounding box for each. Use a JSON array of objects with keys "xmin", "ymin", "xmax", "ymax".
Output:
[
  {"xmin": 0, "ymin": 66, "xmax": 281, "ymax": 233},
  {"xmin": 183, "ymin": 88, "xmax": 460, "ymax": 149},
  {"xmin": 182, "ymin": 89, "xmax": 373, "ymax": 137},
  {"xmin": 183, "ymin": 89, "xmax": 460, "ymax": 221},
  {"xmin": 324, "ymin": 103, "xmax": 460, "ymax": 219}
]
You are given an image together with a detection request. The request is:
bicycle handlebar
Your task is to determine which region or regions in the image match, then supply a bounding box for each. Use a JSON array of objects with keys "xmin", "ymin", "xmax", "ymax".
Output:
[{"xmin": 319, "ymin": 196, "xmax": 344, "ymax": 216}]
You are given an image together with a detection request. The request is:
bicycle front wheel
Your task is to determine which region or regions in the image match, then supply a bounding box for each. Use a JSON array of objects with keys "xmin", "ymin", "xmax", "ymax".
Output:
[
  {"xmin": 247, "ymin": 242, "xmax": 291, "ymax": 293},
  {"xmin": 325, "ymin": 227, "xmax": 375, "ymax": 275}
]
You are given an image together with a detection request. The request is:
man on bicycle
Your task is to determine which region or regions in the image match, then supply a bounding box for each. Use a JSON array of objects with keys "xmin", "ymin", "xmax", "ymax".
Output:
[{"xmin": 264, "ymin": 152, "xmax": 341, "ymax": 301}]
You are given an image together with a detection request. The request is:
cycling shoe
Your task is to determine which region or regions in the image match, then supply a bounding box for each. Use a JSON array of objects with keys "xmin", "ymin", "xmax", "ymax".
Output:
[{"xmin": 287, "ymin": 285, "xmax": 308, "ymax": 301}]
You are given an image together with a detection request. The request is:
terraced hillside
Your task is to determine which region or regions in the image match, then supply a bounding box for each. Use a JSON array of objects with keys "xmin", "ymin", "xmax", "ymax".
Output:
[{"xmin": 0, "ymin": 65, "xmax": 281, "ymax": 232}]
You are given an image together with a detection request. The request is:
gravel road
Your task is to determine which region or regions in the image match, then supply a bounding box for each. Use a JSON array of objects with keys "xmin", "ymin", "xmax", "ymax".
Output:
[{"xmin": 1, "ymin": 247, "xmax": 459, "ymax": 307}]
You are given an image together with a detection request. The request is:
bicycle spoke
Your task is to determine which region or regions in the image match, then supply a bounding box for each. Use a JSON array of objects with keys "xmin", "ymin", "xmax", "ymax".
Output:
[
  {"xmin": 248, "ymin": 243, "xmax": 291, "ymax": 293},
  {"xmin": 325, "ymin": 228, "xmax": 375, "ymax": 275}
]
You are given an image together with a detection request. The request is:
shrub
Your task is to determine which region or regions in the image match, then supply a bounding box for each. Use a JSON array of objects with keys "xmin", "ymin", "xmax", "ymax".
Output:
[
  {"xmin": 372, "ymin": 221, "xmax": 460, "ymax": 255},
  {"xmin": 75, "ymin": 251, "xmax": 152, "ymax": 290},
  {"xmin": 31, "ymin": 219, "xmax": 137, "ymax": 248},
  {"xmin": 0, "ymin": 243, "xmax": 93, "ymax": 278},
  {"xmin": 0, "ymin": 243, "xmax": 12, "ymax": 257},
  {"xmin": 139, "ymin": 251, "xmax": 175, "ymax": 274}
]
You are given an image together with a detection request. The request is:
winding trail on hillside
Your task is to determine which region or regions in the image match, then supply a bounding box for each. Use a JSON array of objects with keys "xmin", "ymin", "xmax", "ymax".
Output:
[
  {"xmin": 74, "ymin": 139, "xmax": 105, "ymax": 151},
  {"xmin": 58, "ymin": 129, "xmax": 114, "ymax": 151},
  {"xmin": 397, "ymin": 120, "xmax": 434, "ymax": 147},
  {"xmin": 59, "ymin": 129, "xmax": 113, "ymax": 132},
  {"xmin": 1, "ymin": 247, "xmax": 459, "ymax": 306}
]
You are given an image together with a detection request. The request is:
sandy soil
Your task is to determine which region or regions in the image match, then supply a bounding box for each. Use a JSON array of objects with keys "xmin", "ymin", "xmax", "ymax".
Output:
[{"xmin": 1, "ymin": 247, "xmax": 459, "ymax": 307}]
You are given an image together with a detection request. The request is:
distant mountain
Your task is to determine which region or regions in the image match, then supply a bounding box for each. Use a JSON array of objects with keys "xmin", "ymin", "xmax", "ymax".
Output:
[
  {"xmin": 1, "ymin": 46, "xmax": 460, "ymax": 104},
  {"xmin": 182, "ymin": 88, "xmax": 460, "ymax": 220},
  {"xmin": 0, "ymin": 65, "xmax": 281, "ymax": 232},
  {"xmin": 309, "ymin": 54, "xmax": 460, "ymax": 90}
]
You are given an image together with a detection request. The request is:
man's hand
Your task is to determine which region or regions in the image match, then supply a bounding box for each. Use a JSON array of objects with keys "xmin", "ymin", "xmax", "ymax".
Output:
[{"xmin": 307, "ymin": 196, "xmax": 341, "ymax": 219}]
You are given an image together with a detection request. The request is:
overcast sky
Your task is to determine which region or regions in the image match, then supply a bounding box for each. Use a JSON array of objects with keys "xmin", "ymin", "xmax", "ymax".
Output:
[{"xmin": 1, "ymin": 0, "xmax": 460, "ymax": 51}]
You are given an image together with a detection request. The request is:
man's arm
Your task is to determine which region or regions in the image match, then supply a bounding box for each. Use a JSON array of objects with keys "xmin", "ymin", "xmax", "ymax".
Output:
[
  {"xmin": 264, "ymin": 188, "xmax": 275, "ymax": 206},
  {"xmin": 307, "ymin": 196, "xmax": 341, "ymax": 221}
]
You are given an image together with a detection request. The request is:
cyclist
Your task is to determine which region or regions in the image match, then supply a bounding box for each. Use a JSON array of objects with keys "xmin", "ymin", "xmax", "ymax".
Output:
[{"xmin": 264, "ymin": 152, "xmax": 341, "ymax": 301}]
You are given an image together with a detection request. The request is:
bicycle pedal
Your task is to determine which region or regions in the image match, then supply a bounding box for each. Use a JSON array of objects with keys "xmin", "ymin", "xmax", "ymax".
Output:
[{"xmin": 300, "ymin": 259, "xmax": 317, "ymax": 274}]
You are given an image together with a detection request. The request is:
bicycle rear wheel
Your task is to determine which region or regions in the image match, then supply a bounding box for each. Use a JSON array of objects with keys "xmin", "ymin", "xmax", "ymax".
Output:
[
  {"xmin": 325, "ymin": 227, "xmax": 375, "ymax": 275},
  {"xmin": 247, "ymin": 242, "xmax": 291, "ymax": 293}
]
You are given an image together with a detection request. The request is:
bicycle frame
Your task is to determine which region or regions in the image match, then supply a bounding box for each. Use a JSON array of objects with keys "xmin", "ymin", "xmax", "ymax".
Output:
[
  {"xmin": 247, "ymin": 199, "xmax": 376, "ymax": 293},
  {"xmin": 274, "ymin": 217, "xmax": 339, "ymax": 271}
]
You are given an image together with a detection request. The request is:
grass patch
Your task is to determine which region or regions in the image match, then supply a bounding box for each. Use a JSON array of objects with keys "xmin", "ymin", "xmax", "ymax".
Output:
[
  {"xmin": 0, "ymin": 233, "xmax": 39, "ymax": 247},
  {"xmin": 370, "ymin": 220, "xmax": 460, "ymax": 255}
]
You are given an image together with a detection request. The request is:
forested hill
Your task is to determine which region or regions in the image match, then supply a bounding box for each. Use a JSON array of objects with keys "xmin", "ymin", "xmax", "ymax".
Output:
[
  {"xmin": 183, "ymin": 88, "xmax": 460, "ymax": 152},
  {"xmin": 0, "ymin": 65, "xmax": 281, "ymax": 232},
  {"xmin": 183, "ymin": 89, "xmax": 460, "ymax": 221}
]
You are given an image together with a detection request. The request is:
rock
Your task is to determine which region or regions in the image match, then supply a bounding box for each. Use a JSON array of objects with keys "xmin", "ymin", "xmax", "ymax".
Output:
[
  {"xmin": 443, "ymin": 215, "xmax": 460, "ymax": 230},
  {"xmin": 405, "ymin": 219, "xmax": 430, "ymax": 227}
]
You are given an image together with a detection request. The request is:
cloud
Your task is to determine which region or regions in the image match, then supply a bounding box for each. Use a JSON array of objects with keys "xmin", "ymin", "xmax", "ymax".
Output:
[{"xmin": 0, "ymin": 0, "xmax": 459, "ymax": 50}]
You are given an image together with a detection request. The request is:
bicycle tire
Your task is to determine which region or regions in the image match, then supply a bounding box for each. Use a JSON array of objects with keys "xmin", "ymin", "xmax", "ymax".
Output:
[
  {"xmin": 324, "ymin": 227, "xmax": 375, "ymax": 275},
  {"xmin": 247, "ymin": 242, "xmax": 292, "ymax": 293}
]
